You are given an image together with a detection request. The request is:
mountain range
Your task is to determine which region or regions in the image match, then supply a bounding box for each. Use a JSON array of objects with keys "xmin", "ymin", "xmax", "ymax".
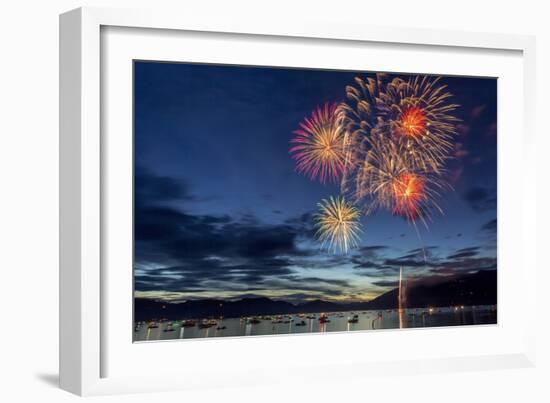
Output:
[{"xmin": 134, "ymin": 269, "xmax": 496, "ymax": 321}]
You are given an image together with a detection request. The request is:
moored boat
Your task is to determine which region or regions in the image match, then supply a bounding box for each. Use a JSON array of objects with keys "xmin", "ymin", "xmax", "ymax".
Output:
[
  {"xmin": 198, "ymin": 319, "xmax": 217, "ymax": 329},
  {"xmin": 347, "ymin": 314, "xmax": 359, "ymax": 323},
  {"xmin": 319, "ymin": 314, "xmax": 330, "ymax": 323},
  {"xmin": 247, "ymin": 317, "xmax": 261, "ymax": 324}
]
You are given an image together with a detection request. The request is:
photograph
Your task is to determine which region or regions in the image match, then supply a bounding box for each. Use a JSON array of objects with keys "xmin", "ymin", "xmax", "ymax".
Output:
[{"xmin": 133, "ymin": 61, "xmax": 497, "ymax": 341}]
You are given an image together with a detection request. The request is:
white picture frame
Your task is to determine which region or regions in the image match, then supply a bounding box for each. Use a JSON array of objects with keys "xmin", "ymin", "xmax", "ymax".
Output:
[{"xmin": 60, "ymin": 6, "xmax": 537, "ymax": 396}]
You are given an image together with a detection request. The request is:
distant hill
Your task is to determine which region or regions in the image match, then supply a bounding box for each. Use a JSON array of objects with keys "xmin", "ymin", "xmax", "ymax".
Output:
[
  {"xmin": 134, "ymin": 270, "xmax": 496, "ymax": 321},
  {"xmin": 365, "ymin": 269, "xmax": 496, "ymax": 309}
]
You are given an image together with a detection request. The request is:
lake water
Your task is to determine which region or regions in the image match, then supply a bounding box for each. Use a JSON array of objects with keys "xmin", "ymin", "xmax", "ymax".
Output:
[{"xmin": 134, "ymin": 305, "xmax": 497, "ymax": 342}]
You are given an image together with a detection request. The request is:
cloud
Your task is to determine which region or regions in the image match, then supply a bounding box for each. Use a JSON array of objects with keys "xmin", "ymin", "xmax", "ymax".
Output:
[
  {"xmin": 447, "ymin": 246, "xmax": 480, "ymax": 260},
  {"xmin": 471, "ymin": 104, "xmax": 487, "ymax": 119},
  {"xmin": 456, "ymin": 124, "xmax": 470, "ymax": 136},
  {"xmin": 454, "ymin": 142, "xmax": 469, "ymax": 158},
  {"xmin": 135, "ymin": 165, "xmax": 192, "ymax": 206},
  {"xmin": 429, "ymin": 257, "xmax": 496, "ymax": 275},
  {"xmin": 134, "ymin": 189, "xmax": 330, "ymax": 296},
  {"xmin": 353, "ymin": 242, "xmax": 495, "ymax": 283},
  {"xmin": 134, "ymin": 169, "xmax": 497, "ymax": 302},
  {"xmin": 372, "ymin": 280, "xmax": 400, "ymax": 287},
  {"xmin": 481, "ymin": 218, "xmax": 497, "ymax": 232},
  {"xmin": 359, "ymin": 245, "xmax": 389, "ymax": 258},
  {"xmin": 463, "ymin": 187, "xmax": 497, "ymax": 212},
  {"xmin": 361, "ymin": 245, "xmax": 389, "ymax": 252},
  {"xmin": 383, "ymin": 258, "xmax": 426, "ymax": 267},
  {"xmin": 292, "ymin": 277, "xmax": 351, "ymax": 288},
  {"xmin": 355, "ymin": 266, "xmax": 401, "ymax": 277}
]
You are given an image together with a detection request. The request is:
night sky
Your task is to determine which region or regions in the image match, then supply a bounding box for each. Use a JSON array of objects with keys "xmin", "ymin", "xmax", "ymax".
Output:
[{"xmin": 134, "ymin": 61, "xmax": 497, "ymax": 304}]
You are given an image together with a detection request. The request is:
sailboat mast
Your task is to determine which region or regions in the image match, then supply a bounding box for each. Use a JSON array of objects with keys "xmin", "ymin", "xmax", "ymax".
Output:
[{"xmin": 398, "ymin": 266, "xmax": 403, "ymax": 311}]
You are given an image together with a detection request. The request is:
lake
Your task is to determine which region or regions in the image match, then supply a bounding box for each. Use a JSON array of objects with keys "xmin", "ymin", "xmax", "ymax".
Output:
[{"xmin": 134, "ymin": 305, "xmax": 496, "ymax": 342}]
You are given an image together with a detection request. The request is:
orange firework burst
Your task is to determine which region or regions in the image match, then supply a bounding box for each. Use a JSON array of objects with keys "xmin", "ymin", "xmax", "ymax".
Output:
[
  {"xmin": 336, "ymin": 74, "xmax": 459, "ymax": 229},
  {"xmin": 340, "ymin": 75, "xmax": 460, "ymax": 175},
  {"xmin": 383, "ymin": 76, "xmax": 460, "ymax": 173},
  {"xmin": 399, "ymin": 107, "xmax": 427, "ymax": 138},
  {"xmin": 342, "ymin": 129, "xmax": 447, "ymax": 226},
  {"xmin": 290, "ymin": 103, "xmax": 346, "ymax": 184},
  {"xmin": 391, "ymin": 173, "xmax": 426, "ymax": 222}
]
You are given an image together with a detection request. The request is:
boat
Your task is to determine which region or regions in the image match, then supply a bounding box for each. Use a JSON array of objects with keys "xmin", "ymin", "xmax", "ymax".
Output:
[
  {"xmin": 319, "ymin": 314, "xmax": 330, "ymax": 323},
  {"xmin": 198, "ymin": 319, "xmax": 217, "ymax": 329},
  {"xmin": 216, "ymin": 325, "xmax": 226, "ymax": 330},
  {"xmin": 347, "ymin": 314, "xmax": 359, "ymax": 323},
  {"xmin": 247, "ymin": 317, "xmax": 261, "ymax": 324},
  {"xmin": 148, "ymin": 321, "xmax": 159, "ymax": 329},
  {"xmin": 181, "ymin": 320, "xmax": 196, "ymax": 327},
  {"xmin": 164, "ymin": 323, "xmax": 175, "ymax": 332}
]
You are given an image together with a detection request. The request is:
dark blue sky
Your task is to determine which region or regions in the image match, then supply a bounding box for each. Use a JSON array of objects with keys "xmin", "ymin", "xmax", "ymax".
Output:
[{"xmin": 134, "ymin": 61, "xmax": 497, "ymax": 303}]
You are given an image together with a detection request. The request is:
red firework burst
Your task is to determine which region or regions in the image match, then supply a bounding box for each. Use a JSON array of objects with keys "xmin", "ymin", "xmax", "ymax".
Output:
[
  {"xmin": 391, "ymin": 173, "xmax": 426, "ymax": 221},
  {"xmin": 399, "ymin": 106, "xmax": 427, "ymax": 137},
  {"xmin": 289, "ymin": 103, "xmax": 346, "ymax": 184}
]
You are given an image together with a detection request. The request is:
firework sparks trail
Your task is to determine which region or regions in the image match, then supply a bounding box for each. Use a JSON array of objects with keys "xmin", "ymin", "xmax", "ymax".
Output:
[
  {"xmin": 412, "ymin": 222, "xmax": 429, "ymax": 270},
  {"xmin": 314, "ymin": 196, "xmax": 362, "ymax": 254},
  {"xmin": 289, "ymin": 103, "xmax": 347, "ymax": 184}
]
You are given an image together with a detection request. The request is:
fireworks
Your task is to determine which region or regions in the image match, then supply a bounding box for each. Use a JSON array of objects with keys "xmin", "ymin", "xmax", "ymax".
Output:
[
  {"xmin": 338, "ymin": 74, "xmax": 458, "ymax": 222},
  {"xmin": 314, "ymin": 196, "xmax": 362, "ymax": 254},
  {"xmin": 340, "ymin": 75, "xmax": 459, "ymax": 175},
  {"xmin": 399, "ymin": 107, "xmax": 426, "ymax": 138},
  {"xmin": 290, "ymin": 103, "xmax": 346, "ymax": 184},
  {"xmin": 381, "ymin": 76, "xmax": 459, "ymax": 173},
  {"xmin": 391, "ymin": 173, "xmax": 427, "ymax": 222},
  {"xmin": 290, "ymin": 74, "xmax": 459, "ymax": 252},
  {"xmin": 348, "ymin": 130, "xmax": 446, "ymax": 225}
]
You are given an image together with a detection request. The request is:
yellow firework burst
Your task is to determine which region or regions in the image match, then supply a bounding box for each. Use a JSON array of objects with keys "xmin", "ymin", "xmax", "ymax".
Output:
[{"xmin": 314, "ymin": 196, "xmax": 362, "ymax": 254}]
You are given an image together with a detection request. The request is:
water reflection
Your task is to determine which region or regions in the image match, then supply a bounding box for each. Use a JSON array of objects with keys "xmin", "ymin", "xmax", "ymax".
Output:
[{"xmin": 134, "ymin": 306, "xmax": 497, "ymax": 342}]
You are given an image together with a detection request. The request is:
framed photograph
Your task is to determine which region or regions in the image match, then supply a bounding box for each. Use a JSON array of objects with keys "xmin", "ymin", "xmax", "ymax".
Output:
[{"xmin": 60, "ymin": 7, "xmax": 537, "ymax": 396}]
